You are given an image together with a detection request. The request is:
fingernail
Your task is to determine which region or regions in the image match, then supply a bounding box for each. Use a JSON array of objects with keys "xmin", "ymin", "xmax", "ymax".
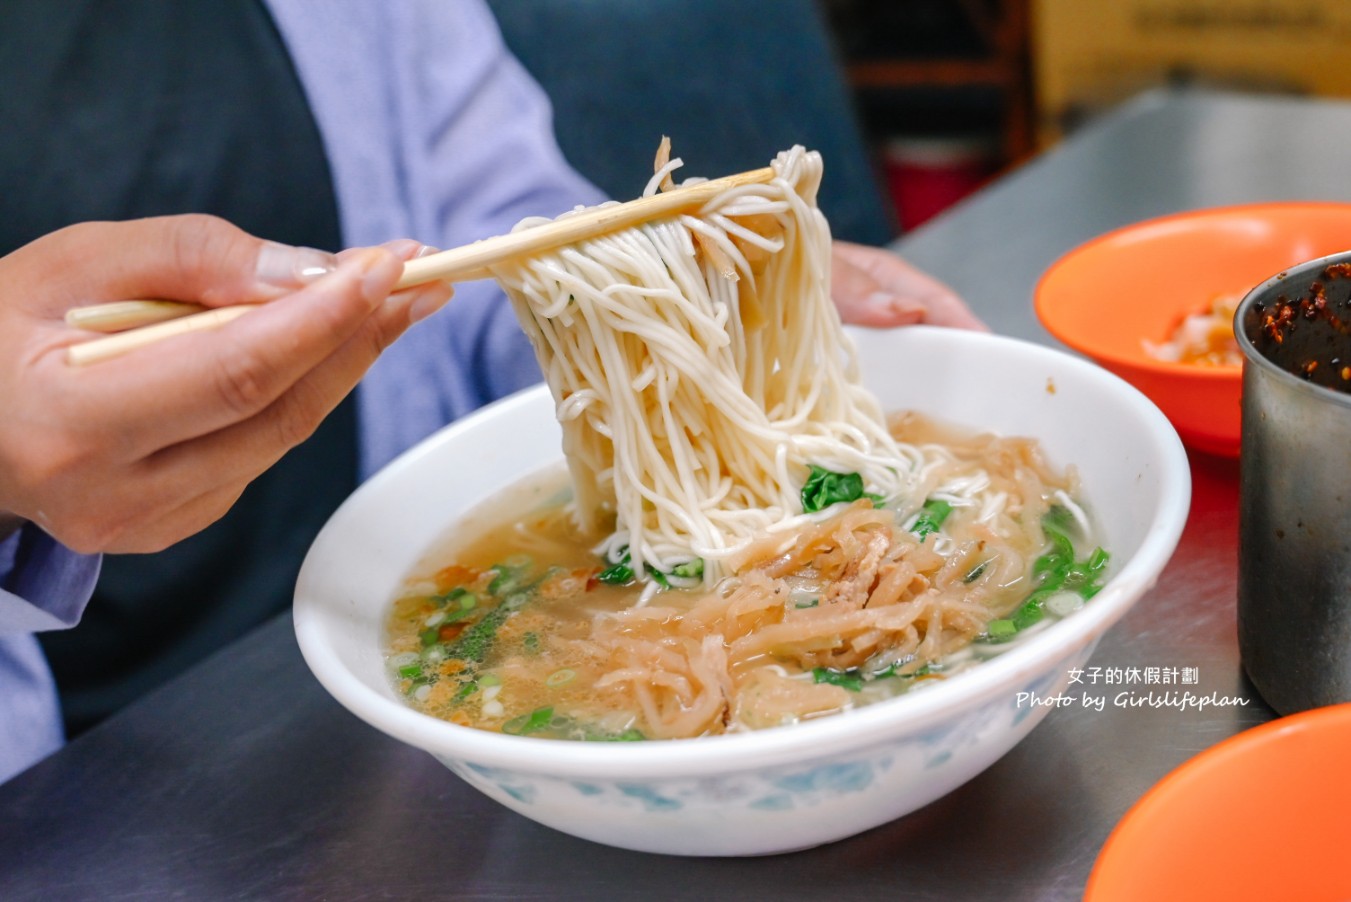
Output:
[
  {"xmin": 414, "ymin": 244, "xmax": 440, "ymax": 259},
  {"xmin": 379, "ymin": 238, "xmax": 423, "ymax": 259},
  {"xmin": 405, "ymin": 283, "xmax": 454, "ymax": 324},
  {"xmin": 255, "ymin": 241, "xmax": 338, "ymax": 288},
  {"xmin": 353, "ymin": 248, "xmax": 402, "ymax": 305},
  {"xmin": 876, "ymin": 293, "xmax": 924, "ymax": 317}
]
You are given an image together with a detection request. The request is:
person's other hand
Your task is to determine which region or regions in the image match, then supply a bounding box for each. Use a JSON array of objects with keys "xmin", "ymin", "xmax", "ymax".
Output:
[
  {"xmin": 830, "ymin": 240, "xmax": 987, "ymax": 330},
  {"xmin": 0, "ymin": 215, "xmax": 452, "ymax": 553}
]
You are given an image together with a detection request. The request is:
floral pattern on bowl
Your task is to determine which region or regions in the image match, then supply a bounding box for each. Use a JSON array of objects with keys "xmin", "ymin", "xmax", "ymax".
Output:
[
  {"xmin": 294, "ymin": 328, "xmax": 1189, "ymax": 856},
  {"xmin": 434, "ymin": 646, "xmax": 1087, "ymax": 854}
]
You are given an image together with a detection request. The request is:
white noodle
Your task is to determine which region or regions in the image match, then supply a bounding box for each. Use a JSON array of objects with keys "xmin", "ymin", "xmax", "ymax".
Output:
[{"xmin": 492, "ymin": 147, "xmax": 939, "ymax": 582}]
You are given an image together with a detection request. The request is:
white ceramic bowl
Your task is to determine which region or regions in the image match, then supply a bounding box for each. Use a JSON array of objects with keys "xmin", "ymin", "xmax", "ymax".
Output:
[{"xmin": 294, "ymin": 326, "xmax": 1191, "ymax": 856}]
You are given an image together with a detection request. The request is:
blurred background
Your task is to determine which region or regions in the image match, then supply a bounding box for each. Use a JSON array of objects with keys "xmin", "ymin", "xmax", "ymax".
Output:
[
  {"xmin": 821, "ymin": 0, "xmax": 1351, "ymax": 233},
  {"xmin": 491, "ymin": 0, "xmax": 1351, "ymax": 243}
]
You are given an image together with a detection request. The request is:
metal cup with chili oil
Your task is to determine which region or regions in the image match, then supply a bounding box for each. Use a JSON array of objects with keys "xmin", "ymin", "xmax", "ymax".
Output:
[{"xmin": 1237, "ymin": 252, "xmax": 1351, "ymax": 715}]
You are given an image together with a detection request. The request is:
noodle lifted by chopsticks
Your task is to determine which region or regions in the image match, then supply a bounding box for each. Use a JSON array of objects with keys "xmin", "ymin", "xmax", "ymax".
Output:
[{"xmin": 492, "ymin": 147, "xmax": 923, "ymax": 586}]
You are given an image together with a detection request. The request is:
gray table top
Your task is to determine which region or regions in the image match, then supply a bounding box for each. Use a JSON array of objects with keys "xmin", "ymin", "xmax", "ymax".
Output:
[{"xmin": 4, "ymin": 88, "xmax": 1348, "ymax": 900}]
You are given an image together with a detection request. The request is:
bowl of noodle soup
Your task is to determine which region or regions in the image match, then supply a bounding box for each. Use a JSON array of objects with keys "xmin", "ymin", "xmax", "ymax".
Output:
[{"xmin": 295, "ymin": 324, "xmax": 1189, "ymax": 856}]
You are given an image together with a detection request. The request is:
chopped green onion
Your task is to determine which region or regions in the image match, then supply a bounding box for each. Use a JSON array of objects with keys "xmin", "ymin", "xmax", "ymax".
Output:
[
  {"xmin": 910, "ymin": 498, "xmax": 953, "ymax": 540},
  {"xmin": 644, "ymin": 565, "xmax": 671, "ymax": 589},
  {"xmin": 1043, "ymin": 503, "xmax": 1076, "ymax": 532},
  {"xmin": 398, "ymin": 664, "xmax": 423, "ymax": 679},
  {"xmin": 987, "ymin": 619, "xmax": 1017, "ymax": 640},
  {"xmin": 670, "ymin": 558, "xmax": 704, "ymax": 579},
  {"xmin": 545, "ymin": 668, "xmax": 576, "ymax": 687},
  {"xmin": 440, "ymin": 599, "xmax": 480, "ymax": 624},
  {"xmin": 488, "ymin": 559, "xmax": 532, "ymax": 596},
  {"xmin": 598, "ymin": 548, "xmax": 635, "ymax": 585},
  {"xmin": 443, "ymin": 603, "xmax": 513, "ymax": 663},
  {"xmin": 812, "ymin": 667, "xmax": 864, "ymax": 692},
  {"xmin": 503, "ymin": 706, "xmax": 555, "ymax": 736},
  {"xmin": 795, "ymin": 597, "xmax": 820, "ymax": 609},
  {"xmin": 1046, "ymin": 591, "xmax": 1085, "ymax": 617},
  {"xmin": 436, "ymin": 586, "xmax": 468, "ymax": 607},
  {"xmin": 1011, "ymin": 596, "xmax": 1045, "ymax": 631},
  {"xmin": 597, "ymin": 547, "xmax": 691, "ymax": 589},
  {"xmin": 597, "ymin": 562, "xmax": 633, "ymax": 584}
]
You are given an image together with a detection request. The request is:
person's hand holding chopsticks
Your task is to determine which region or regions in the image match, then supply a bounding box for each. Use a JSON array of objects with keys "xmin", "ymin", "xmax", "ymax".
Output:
[{"xmin": 0, "ymin": 214, "xmax": 451, "ymax": 553}]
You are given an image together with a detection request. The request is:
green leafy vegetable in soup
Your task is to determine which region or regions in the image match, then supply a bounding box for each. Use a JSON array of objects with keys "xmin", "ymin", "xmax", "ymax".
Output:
[
  {"xmin": 981, "ymin": 505, "xmax": 1109, "ymax": 643},
  {"xmin": 384, "ymin": 415, "xmax": 1111, "ymax": 742},
  {"xmin": 800, "ymin": 465, "xmax": 868, "ymax": 513}
]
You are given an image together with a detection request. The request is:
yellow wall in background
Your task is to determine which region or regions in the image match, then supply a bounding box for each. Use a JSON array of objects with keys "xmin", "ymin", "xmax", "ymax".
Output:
[{"xmin": 1033, "ymin": 0, "xmax": 1351, "ymax": 143}]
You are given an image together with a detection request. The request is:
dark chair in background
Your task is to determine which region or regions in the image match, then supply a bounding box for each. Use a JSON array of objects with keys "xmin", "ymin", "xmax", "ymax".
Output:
[{"xmin": 487, "ymin": 0, "xmax": 896, "ymax": 245}]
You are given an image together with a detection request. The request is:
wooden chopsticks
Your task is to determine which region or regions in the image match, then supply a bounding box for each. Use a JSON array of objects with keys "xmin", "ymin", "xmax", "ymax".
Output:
[
  {"xmin": 63, "ymin": 166, "xmax": 776, "ymax": 365},
  {"xmin": 64, "ymin": 299, "xmax": 209, "ymax": 332}
]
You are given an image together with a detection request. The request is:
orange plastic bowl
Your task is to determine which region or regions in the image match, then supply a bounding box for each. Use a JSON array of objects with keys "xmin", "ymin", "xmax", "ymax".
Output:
[
  {"xmin": 1086, "ymin": 703, "xmax": 1351, "ymax": 901},
  {"xmin": 1035, "ymin": 203, "xmax": 1351, "ymax": 456}
]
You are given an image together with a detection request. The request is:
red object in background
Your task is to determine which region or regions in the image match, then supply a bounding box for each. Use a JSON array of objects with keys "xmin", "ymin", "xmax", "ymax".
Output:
[{"xmin": 884, "ymin": 136, "xmax": 995, "ymax": 231}]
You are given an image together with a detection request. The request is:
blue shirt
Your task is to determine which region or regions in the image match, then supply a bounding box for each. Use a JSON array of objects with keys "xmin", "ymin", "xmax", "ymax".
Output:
[{"xmin": 0, "ymin": 0, "xmax": 603, "ymax": 783}]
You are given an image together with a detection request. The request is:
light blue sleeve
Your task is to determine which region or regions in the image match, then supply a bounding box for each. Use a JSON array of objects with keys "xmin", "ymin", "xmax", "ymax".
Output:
[
  {"xmin": 264, "ymin": 0, "xmax": 606, "ymax": 477},
  {"xmin": 0, "ymin": 525, "xmax": 101, "ymax": 783}
]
